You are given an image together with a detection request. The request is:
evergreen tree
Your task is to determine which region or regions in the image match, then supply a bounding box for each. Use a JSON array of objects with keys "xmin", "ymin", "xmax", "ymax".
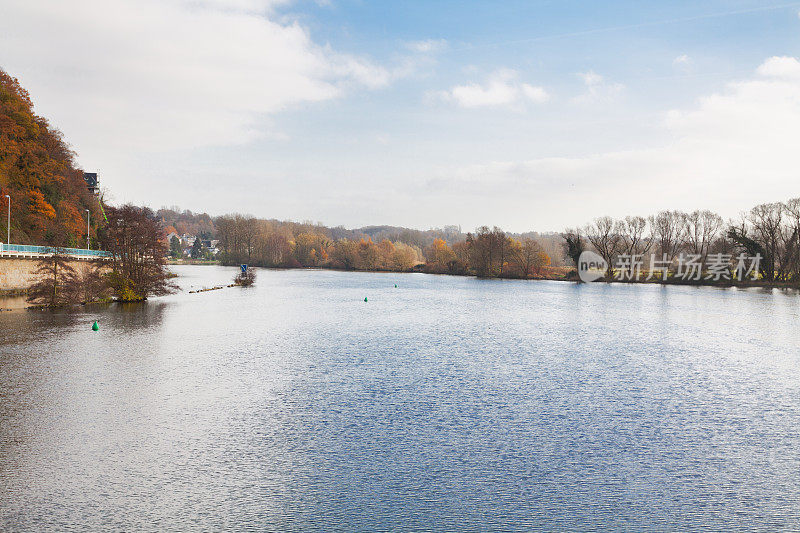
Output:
[
  {"xmin": 190, "ymin": 237, "xmax": 203, "ymax": 259},
  {"xmin": 170, "ymin": 235, "xmax": 182, "ymax": 258}
]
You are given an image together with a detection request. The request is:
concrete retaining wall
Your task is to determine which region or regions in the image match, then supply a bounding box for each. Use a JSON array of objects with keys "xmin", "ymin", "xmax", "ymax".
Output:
[{"xmin": 0, "ymin": 255, "xmax": 101, "ymax": 291}]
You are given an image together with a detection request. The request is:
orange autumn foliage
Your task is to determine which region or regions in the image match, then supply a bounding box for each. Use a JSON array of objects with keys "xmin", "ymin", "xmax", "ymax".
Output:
[{"xmin": 0, "ymin": 68, "xmax": 100, "ymax": 245}]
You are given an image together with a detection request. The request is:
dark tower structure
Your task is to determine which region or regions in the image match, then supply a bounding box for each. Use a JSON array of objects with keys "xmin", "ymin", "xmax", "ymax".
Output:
[{"xmin": 83, "ymin": 172, "xmax": 99, "ymax": 195}]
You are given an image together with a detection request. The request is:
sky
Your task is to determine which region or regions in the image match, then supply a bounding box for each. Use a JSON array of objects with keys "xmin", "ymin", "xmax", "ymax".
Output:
[{"xmin": 2, "ymin": 0, "xmax": 800, "ymax": 232}]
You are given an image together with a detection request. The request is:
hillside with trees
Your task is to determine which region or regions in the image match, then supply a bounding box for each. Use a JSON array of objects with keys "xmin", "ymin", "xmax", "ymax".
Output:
[{"xmin": 0, "ymin": 68, "xmax": 101, "ymax": 247}]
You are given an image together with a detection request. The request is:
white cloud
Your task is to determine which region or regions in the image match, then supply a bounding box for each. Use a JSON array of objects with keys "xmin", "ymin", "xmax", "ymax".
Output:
[
  {"xmin": 404, "ymin": 39, "xmax": 447, "ymax": 54},
  {"xmin": 428, "ymin": 56, "xmax": 800, "ymax": 229},
  {"xmin": 573, "ymin": 70, "xmax": 624, "ymax": 104},
  {"xmin": 439, "ymin": 69, "xmax": 549, "ymax": 108},
  {"xmin": 579, "ymin": 70, "xmax": 604, "ymax": 86},
  {"xmin": 0, "ymin": 0, "xmax": 400, "ymax": 155},
  {"xmin": 756, "ymin": 55, "xmax": 800, "ymax": 79},
  {"xmin": 673, "ymin": 54, "xmax": 691, "ymax": 65},
  {"xmin": 327, "ymin": 52, "xmax": 397, "ymax": 89},
  {"xmin": 187, "ymin": 0, "xmax": 285, "ymax": 11},
  {"xmin": 672, "ymin": 54, "xmax": 693, "ymax": 72},
  {"xmin": 521, "ymin": 84, "xmax": 549, "ymax": 103}
]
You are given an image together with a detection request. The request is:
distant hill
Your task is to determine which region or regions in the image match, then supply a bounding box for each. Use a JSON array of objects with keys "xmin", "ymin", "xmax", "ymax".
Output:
[{"xmin": 0, "ymin": 68, "xmax": 100, "ymax": 246}]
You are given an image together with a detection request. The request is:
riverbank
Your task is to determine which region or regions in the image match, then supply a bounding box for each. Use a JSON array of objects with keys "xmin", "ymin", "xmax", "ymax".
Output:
[
  {"xmin": 4, "ymin": 263, "xmax": 796, "ymax": 310},
  {"xmin": 0, "ymin": 288, "xmax": 27, "ymax": 297},
  {"xmin": 211, "ymin": 262, "xmax": 800, "ymax": 290},
  {"xmin": 166, "ymin": 259, "xmax": 220, "ymax": 266}
]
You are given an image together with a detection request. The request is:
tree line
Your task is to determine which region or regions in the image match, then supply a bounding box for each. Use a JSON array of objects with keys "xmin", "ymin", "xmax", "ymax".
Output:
[
  {"xmin": 212, "ymin": 215, "xmax": 558, "ymax": 279},
  {"xmin": 564, "ymin": 197, "xmax": 800, "ymax": 283}
]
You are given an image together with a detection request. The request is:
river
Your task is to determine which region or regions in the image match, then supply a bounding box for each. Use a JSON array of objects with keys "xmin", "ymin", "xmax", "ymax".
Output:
[{"xmin": 1, "ymin": 265, "xmax": 799, "ymax": 530}]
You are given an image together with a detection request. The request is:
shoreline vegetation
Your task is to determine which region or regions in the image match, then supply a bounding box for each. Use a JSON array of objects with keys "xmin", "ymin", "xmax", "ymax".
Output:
[
  {"xmin": 3, "ymin": 67, "xmax": 800, "ymax": 301},
  {"xmin": 3, "ymin": 265, "xmax": 796, "ymax": 313},
  {"xmin": 165, "ymin": 262, "xmax": 799, "ymax": 290},
  {"xmin": 20, "ymin": 205, "xmax": 177, "ymax": 308},
  {"xmin": 184, "ymin": 197, "xmax": 800, "ymax": 290}
]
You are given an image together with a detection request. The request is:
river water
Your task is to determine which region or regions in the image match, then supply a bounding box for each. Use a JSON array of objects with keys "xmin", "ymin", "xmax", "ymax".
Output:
[{"xmin": 1, "ymin": 265, "xmax": 799, "ymax": 530}]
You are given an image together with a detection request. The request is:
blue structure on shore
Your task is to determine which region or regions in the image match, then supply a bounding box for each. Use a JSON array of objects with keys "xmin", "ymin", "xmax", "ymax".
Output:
[{"xmin": 0, "ymin": 243, "xmax": 111, "ymax": 258}]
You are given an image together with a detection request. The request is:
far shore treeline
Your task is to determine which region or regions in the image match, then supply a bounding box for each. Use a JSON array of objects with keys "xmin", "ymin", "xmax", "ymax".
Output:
[
  {"xmin": 159, "ymin": 195, "xmax": 800, "ymax": 287},
  {"xmin": 3, "ymin": 65, "xmax": 800, "ymax": 305}
]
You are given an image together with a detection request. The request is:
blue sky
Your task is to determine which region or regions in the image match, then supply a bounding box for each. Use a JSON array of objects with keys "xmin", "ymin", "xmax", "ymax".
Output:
[{"xmin": 3, "ymin": 0, "xmax": 800, "ymax": 231}]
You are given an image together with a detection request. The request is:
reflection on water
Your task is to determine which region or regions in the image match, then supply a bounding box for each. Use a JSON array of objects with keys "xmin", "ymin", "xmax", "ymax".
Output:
[
  {"xmin": 0, "ymin": 295, "xmax": 27, "ymax": 311},
  {"xmin": 1, "ymin": 266, "xmax": 799, "ymax": 530}
]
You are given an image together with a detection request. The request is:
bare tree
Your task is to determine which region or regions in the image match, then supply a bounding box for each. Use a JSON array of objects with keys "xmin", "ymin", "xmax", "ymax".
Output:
[
  {"xmin": 73, "ymin": 260, "xmax": 113, "ymax": 304},
  {"xmin": 649, "ymin": 210, "xmax": 686, "ymax": 260},
  {"xmin": 749, "ymin": 202, "xmax": 785, "ymax": 281},
  {"xmin": 26, "ymin": 246, "xmax": 79, "ymax": 307},
  {"xmin": 619, "ymin": 215, "xmax": 653, "ymax": 257},
  {"xmin": 584, "ymin": 216, "xmax": 622, "ymax": 279},
  {"xmin": 783, "ymin": 198, "xmax": 800, "ymax": 279},
  {"xmin": 684, "ymin": 210, "xmax": 723, "ymax": 265}
]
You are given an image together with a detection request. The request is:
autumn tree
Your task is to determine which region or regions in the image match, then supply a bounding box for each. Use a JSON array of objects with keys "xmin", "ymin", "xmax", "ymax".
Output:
[
  {"xmin": 99, "ymin": 204, "xmax": 176, "ymax": 301},
  {"xmin": 294, "ymin": 232, "xmax": 328, "ymax": 266},
  {"xmin": 331, "ymin": 239, "xmax": 358, "ymax": 270},
  {"xmin": 0, "ymin": 68, "xmax": 100, "ymax": 246},
  {"xmin": 357, "ymin": 238, "xmax": 380, "ymax": 270},
  {"xmin": 468, "ymin": 226, "xmax": 509, "ymax": 277},
  {"xmin": 390, "ymin": 242, "xmax": 419, "ymax": 271},
  {"xmin": 425, "ymin": 238, "xmax": 455, "ymax": 273},
  {"xmin": 265, "ymin": 231, "xmax": 292, "ymax": 266},
  {"xmin": 450, "ymin": 241, "xmax": 470, "ymax": 274},
  {"xmin": 376, "ymin": 239, "xmax": 396, "ymax": 270},
  {"xmin": 511, "ymin": 238, "xmax": 548, "ymax": 278}
]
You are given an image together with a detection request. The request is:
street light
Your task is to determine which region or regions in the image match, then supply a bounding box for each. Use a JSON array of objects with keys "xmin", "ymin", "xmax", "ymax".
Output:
[
  {"xmin": 4, "ymin": 194, "xmax": 9, "ymax": 245},
  {"xmin": 86, "ymin": 209, "xmax": 90, "ymax": 250}
]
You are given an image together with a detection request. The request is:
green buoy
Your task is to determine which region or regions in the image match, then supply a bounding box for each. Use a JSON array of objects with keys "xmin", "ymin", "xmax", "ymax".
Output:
[
  {"xmin": 394, "ymin": 284, "xmax": 397, "ymax": 288},
  {"xmin": 364, "ymin": 297, "xmax": 368, "ymax": 302},
  {"xmin": 92, "ymin": 320, "xmax": 99, "ymax": 331}
]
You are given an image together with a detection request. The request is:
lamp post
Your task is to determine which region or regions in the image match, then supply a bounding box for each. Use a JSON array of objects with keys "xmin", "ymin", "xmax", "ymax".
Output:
[
  {"xmin": 4, "ymin": 194, "xmax": 9, "ymax": 245},
  {"xmin": 86, "ymin": 209, "xmax": 90, "ymax": 250}
]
